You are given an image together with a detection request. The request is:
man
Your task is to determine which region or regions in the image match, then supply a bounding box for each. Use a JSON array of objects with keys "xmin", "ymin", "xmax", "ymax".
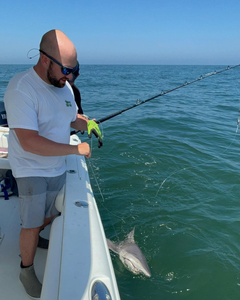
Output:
[
  {"xmin": 68, "ymin": 69, "xmax": 84, "ymax": 114},
  {"xmin": 4, "ymin": 29, "xmax": 101, "ymax": 298},
  {"xmin": 72, "ymin": 83, "xmax": 83, "ymax": 114}
]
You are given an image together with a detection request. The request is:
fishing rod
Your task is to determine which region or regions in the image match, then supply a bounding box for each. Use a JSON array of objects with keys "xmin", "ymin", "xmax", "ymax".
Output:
[{"xmin": 95, "ymin": 64, "xmax": 240, "ymax": 124}]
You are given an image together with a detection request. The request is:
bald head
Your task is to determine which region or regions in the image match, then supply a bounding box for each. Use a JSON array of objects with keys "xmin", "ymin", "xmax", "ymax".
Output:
[{"xmin": 40, "ymin": 29, "xmax": 77, "ymax": 67}]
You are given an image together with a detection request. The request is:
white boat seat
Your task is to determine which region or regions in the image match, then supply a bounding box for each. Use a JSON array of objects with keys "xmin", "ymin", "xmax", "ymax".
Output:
[
  {"xmin": 0, "ymin": 127, "xmax": 10, "ymax": 170},
  {"xmin": 0, "ymin": 157, "xmax": 11, "ymax": 170},
  {"xmin": 55, "ymin": 184, "xmax": 65, "ymax": 213}
]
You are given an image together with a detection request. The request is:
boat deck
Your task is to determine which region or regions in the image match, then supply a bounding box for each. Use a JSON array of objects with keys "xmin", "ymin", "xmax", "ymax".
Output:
[{"xmin": 0, "ymin": 194, "xmax": 48, "ymax": 299}]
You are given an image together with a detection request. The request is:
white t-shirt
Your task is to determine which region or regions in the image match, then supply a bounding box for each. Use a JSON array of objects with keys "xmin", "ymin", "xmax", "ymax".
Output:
[{"xmin": 4, "ymin": 67, "xmax": 77, "ymax": 178}]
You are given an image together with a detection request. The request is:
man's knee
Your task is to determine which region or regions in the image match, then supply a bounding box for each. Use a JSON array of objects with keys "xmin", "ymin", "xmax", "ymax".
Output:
[{"xmin": 21, "ymin": 227, "xmax": 41, "ymax": 235}]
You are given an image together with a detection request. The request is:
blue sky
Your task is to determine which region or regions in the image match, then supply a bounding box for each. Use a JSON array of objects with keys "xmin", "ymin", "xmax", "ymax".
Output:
[{"xmin": 0, "ymin": 0, "xmax": 239, "ymax": 65}]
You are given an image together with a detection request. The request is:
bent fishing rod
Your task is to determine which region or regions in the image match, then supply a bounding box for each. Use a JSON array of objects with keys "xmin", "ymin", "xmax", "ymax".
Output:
[{"xmin": 95, "ymin": 64, "xmax": 240, "ymax": 124}]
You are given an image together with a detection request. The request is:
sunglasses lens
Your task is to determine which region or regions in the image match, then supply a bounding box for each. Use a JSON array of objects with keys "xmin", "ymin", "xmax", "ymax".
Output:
[
  {"xmin": 61, "ymin": 63, "xmax": 79, "ymax": 76},
  {"xmin": 62, "ymin": 67, "xmax": 71, "ymax": 75}
]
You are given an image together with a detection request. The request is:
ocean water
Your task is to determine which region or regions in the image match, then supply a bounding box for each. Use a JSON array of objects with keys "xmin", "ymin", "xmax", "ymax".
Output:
[{"xmin": 1, "ymin": 64, "xmax": 240, "ymax": 300}]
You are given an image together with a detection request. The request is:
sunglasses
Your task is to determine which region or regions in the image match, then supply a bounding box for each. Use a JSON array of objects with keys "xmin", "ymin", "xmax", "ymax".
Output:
[{"xmin": 39, "ymin": 49, "xmax": 79, "ymax": 77}]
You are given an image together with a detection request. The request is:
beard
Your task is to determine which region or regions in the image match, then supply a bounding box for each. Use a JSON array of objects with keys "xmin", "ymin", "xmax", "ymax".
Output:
[{"xmin": 47, "ymin": 61, "xmax": 66, "ymax": 88}]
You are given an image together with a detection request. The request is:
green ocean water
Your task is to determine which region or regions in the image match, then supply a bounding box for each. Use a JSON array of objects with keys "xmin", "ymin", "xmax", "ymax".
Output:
[{"xmin": 1, "ymin": 64, "xmax": 240, "ymax": 300}]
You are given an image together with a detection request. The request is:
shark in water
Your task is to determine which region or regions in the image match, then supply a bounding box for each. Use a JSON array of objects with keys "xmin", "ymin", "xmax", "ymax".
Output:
[{"xmin": 107, "ymin": 228, "xmax": 151, "ymax": 277}]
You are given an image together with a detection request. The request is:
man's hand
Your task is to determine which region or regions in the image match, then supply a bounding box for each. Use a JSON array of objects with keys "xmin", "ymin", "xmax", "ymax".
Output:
[
  {"xmin": 87, "ymin": 120, "xmax": 103, "ymax": 148},
  {"xmin": 77, "ymin": 142, "xmax": 91, "ymax": 158}
]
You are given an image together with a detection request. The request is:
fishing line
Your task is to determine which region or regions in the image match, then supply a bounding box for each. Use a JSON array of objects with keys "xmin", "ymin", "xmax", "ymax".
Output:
[
  {"xmin": 86, "ymin": 136, "xmax": 143, "ymax": 238},
  {"xmin": 87, "ymin": 137, "xmax": 133, "ymax": 227},
  {"xmin": 155, "ymin": 111, "xmax": 240, "ymax": 197},
  {"xmin": 87, "ymin": 145, "xmax": 136, "ymax": 239}
]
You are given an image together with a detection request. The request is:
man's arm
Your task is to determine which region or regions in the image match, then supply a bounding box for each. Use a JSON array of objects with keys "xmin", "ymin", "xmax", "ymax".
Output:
[
  {"xmin": 14, "ymin": 128, "xmax": 91, "ymax": 158},
  {"xmin": 71, "ymin": 114, "xmax": 88, "ymax": 131}
]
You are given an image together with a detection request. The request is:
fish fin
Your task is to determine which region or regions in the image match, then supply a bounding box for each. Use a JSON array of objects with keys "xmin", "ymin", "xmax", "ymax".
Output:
[
  {"xmin": 106, "ymin": 238, "xmax": 119, "ymax": 254},
  {"xmin": 127, "ymin": 227, "xmax": 135, "ymax": 243}
]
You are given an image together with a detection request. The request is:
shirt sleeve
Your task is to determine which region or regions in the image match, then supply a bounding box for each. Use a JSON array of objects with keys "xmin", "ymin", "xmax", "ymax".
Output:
[{"xmin": 4, "ymin": 88, "xmax": 39, "ymax": 131}]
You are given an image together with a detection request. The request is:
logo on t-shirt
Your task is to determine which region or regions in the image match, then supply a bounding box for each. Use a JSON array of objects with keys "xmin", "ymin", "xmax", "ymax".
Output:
[{"xmin": 65, "ymin": 100, "xmax": 72, "ymax": 107}]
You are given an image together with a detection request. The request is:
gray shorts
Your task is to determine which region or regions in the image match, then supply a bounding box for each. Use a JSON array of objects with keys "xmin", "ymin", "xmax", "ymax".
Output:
[{"xmin": 16, "ymin": 172, "xmax": 66, "ymax": 229}]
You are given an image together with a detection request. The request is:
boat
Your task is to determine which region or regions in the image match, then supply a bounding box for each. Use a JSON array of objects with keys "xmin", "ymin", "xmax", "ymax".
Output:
[{"xmin": 0, "ymin": 125, "xmax": 121, "ymax": 300}]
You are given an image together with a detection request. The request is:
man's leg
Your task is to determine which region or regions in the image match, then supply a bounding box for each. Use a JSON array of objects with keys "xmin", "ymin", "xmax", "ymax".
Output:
[
  {"xmin": 40, "ymin": 215, "xmax": 55, "ymax": 231},
  {"xmin": 17, "ymin": 174, "xmax": 65, "ymax": 297},
  {"xmin": 19, "ymin": 217, "xmax": 55, "ymax": 297},
  {"xmin": 19, "ymin": 226, "xmax": 42, "ymax": 298},
  {"xmin": 20, "ymin": 215, "xmax": 54, "ymax": 261},
  {"xmin": 20, "ymin": 227, "xmax": 40, "ymax": 267},
  {"xmin": 16, "ymin": 177, "xmax": 47, "ymax": 299},
  {"xmin": 37, "ymin": 173, "xmax": 66, "ymax": 249},
  {"xmin": 38, "ymin": 215, "xmax": 56, "ymax": 249}
]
